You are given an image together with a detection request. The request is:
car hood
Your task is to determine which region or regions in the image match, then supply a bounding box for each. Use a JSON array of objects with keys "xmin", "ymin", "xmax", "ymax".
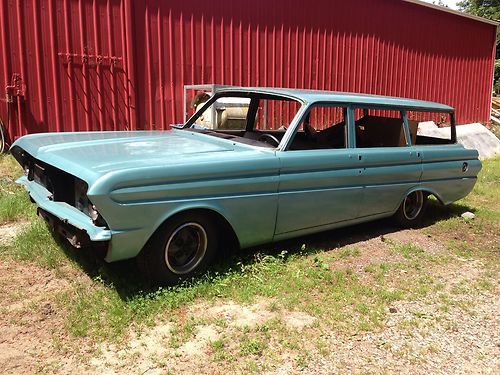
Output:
[{"xmin": 11, "ymin": 130, "xmax": 244, "ymax": 184}]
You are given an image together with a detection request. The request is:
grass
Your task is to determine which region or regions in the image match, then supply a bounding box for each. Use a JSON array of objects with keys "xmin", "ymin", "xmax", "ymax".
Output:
[
  {"xmin": 463, "ymin": 156, "xmax": 500, "ymax": 211},
  {"xmin": 52, "ymin": 249, "xmax": 401, "ymax": 338},
  {"xmin": 239, "ymin": 336, "xmax": 267, "ymax": 356},
  {"xmin": 0, "ymin": 154, "xmax": 34, "ymax": 223},
  {"xmin": 0, "ymin": 154, "xmax": 499, "ymax": 370},
  {"xmin": 211, "ymin": 337, "xmax": 234, "ymax": 362},
  {"xmin": 3, "ymin": 219, "xmax": 67, "ymax": 268}
]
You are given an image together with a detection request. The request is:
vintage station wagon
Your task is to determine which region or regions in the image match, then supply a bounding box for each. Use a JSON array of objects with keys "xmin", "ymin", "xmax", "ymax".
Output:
[{"xmin": 11, "ymin": 88, "xmax": 481, "ymax": 284}]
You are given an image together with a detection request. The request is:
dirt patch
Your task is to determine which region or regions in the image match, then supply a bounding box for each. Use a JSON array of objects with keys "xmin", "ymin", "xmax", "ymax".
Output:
[
  {"xmin": 202, "ymin": 299, "xmax": 275, "ymax": 328},
  {"xmin": 0, "ymin": 259, "xmax": 70, "ymax": 310},
  {"xmin": 87, "ymin": 299, "xmax": 319, "ymax": 374},
  {"xmin": 91, "ymin": 321, "xmax": 221, "ymax": 374},
  {"xmin": 178, "ymin": 324, "xmax": 219, "ymax": 355},
  {"xmin": 0, "ymin": 221, "xmax": 28, "ymax": 246},
  {"xmin": 0, "ymin": 260, "xmax": 87, "ymax": 374},
  {"xmin": 283, "ymin": 311, "xmax": 316, "ymax": 329},
  {"xmin": 90, "ymin": 323, "xmax": 173, "ymax": 374}
]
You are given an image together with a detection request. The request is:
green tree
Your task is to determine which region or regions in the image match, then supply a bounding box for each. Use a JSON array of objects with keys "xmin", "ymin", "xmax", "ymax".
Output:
[
  {"xmin": 433, "ymin": 1, "xmax": 449, "ymax": 7},
  {"xmin": 458, "ymin": 0, "xmax": 500, "ymax": 92},
  {"xmin": 457, "ymin": 0, "xmax": 500, "ymax": 21}
]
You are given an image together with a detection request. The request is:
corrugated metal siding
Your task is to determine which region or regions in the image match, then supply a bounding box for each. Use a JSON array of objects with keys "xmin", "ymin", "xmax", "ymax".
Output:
[{"xmin": 0, "ymin": 0, "xmax": 496, "ymax": 144}]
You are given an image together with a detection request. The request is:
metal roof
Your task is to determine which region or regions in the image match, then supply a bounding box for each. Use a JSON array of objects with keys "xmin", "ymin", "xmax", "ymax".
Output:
[
  {"xmin": 402, "ymin": 0, "xmax": 499, "ymax": 26},
  {"xmin": 216, "ymin": 87, "xmax": 455, "ymax": 112}
]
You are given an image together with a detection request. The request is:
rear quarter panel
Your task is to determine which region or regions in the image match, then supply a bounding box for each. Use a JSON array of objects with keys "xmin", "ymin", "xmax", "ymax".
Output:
[{"xmin": 417, "ymin": 144, "xmax": 481, "ymax": 204}]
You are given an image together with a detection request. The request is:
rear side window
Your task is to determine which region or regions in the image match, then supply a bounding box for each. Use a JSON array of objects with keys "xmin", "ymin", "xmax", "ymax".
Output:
[
  {"xmin": 407, "ymin": 110, "xmax": 454, "ymax": 145},
  {"xmin": 354, "ymin": 108, "xmax": 407, "ymax": 148}
]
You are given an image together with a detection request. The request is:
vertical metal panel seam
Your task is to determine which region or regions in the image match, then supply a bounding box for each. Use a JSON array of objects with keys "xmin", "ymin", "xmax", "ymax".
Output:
[
  {"xmin": 92, "ymin": 0, "xmax": 105, "ymax": 130},
  {"xmin": 179, "ymin": 12, "xmax": 185, "ymax": 102},
  {"xmin": 190, "ymin": 13, "xmax": 195, "ymax": 88},
  {"xmin": 124, "ymin": 0, "xmax": 138, "ymax": 130},
  {"xmin": 1, "ymin": 0, "xmax": 11, "ymax": 138},
  {"xmin": 219, "ymin": 16, "xmax": 224, "ymax": 83},
  {"xmin": 327, "ymin": 30, "xmax": 333, "ymax": 92},
  {"xmin": 168, "ymin": 8, "xmax": 176, "ymax": 123},
  {"xmin": 119, "ymin": 0, "xmax": 130, "ymax": 129},
  {"xmin": 255, "ymin": 23, "xmax": 260, "ymax": 86},
  {"xmin": 247, "ymin": 22, "xmax": 251, "ymax": 86},
  {"xmin": 239, "ymin": 20, "xmax": 243, "ymax": 85},
  {"xmin": 158, "ymin": 6, "xmax": 166, "ymax": 128},
  {"xmin": 200, "ymin": 14, "xmax": 205, "ymax": 84},
  {"xmin": 63, "ymin": 0, "xmax": 76, "ymax": 132},
  {"xmin": 229, "ymin": 16, "xmax": 234, "ymax": 85},
  {"xmin": 16, "ymin": 0, "xmax": 28, "ymax": 136},
  {"xmin": 105, "ymin": 0, "xmax": 118, "ymax": 130},
  {"xmin": 78, "ymin": 0, "xmax": 91, "ymax": 131},
  {"xmin": 48, "ymin": 0, "xmax": 62, "ymax": 133},
  {"xmin": 33, "ymin": 1, "xmax": 47, "ymax": 126},
  {"xmin": 145, "ymin": 8, "xmax": 153, "ymax": 128}
]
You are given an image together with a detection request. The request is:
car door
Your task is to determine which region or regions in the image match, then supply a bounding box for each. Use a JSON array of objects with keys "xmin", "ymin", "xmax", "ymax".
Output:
[
  {"xmin": 356, "ymin": 147, "xmax": 422, "ymax": 216},
  {"xmin": 352, "ymin": 108, "xmax": 422, "ymax": 217},
  {"xmin": 275, "ymin": 149, "xmax": 363, "ymax": 234},
  {"xmin": 274, "ymin": 104, "xmax": 363, "ymax": 235}
]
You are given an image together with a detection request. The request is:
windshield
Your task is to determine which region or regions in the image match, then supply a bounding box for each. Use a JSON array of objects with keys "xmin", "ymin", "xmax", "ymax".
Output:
[{"xmin": 183, "ymin": 92, "xmax": 303, "ymax": 148}]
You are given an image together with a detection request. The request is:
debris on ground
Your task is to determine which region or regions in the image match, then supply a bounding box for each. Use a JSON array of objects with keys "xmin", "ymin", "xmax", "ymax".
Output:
[{"xmin": 461, "ymin": 211, "xmax": 476, "ymax": 220}]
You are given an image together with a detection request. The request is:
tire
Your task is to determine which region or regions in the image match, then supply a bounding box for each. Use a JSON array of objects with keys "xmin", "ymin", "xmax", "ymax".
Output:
[
  {"xmin": 393, "ymin": 190, "xmax": 428, "ymax": 228},
  {"xmin": 137, "ymin": 212, "xmax": 218, "ymax": 285},
  {"xmin": 0, "ymin": 117, "xmax": 5, "ymax": 154}
]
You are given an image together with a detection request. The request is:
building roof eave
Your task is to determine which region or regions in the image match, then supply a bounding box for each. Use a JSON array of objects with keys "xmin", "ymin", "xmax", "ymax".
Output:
[{"xmin": 402, "ymin": 0, "xmax": 499, "ymax": 26}]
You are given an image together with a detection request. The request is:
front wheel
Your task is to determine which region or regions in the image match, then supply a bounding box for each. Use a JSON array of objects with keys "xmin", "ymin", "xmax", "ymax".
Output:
[
  {"xmin": 137, "ymin": 213, "xmax": 218, "ymax": 285},
  {"xmin": 393, "ymin": 190, "xmax": 428, "ymax": 228}
]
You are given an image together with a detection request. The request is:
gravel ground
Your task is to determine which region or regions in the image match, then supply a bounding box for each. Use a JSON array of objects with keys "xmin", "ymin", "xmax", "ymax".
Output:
[{"xmin": 0, "ymin": 216, "xmax": 498, "ymax": 374}]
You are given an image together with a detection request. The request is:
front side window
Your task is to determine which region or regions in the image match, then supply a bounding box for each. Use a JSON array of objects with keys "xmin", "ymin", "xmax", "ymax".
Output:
[
  {"xmin": 254, "ymin": 98, "xmax": 301, "ymax": 131},
  {"xmin": 184, "ymin": 93, "xmax": 303, "ymax": 148},
  {"xmin": 289, "ymin": 105, "xmax": 347, "ymax": 150}
]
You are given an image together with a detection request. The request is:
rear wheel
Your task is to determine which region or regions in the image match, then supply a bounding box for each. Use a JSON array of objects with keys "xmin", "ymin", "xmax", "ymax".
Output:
[
  {"xmin": 138, "ymin": 213, "xmax": 218, "ymax": 285},
  {"xmin": 393, "ymin": 190, "xmax": 428, "ymax": 228}
]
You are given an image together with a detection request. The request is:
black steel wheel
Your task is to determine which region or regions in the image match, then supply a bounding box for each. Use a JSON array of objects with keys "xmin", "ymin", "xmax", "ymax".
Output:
[
  {"xmin": 138, "ymin": 212, "xmax": 218, "ymax": 285},
  {"xmin": 393, "ymin": 190, "xmax": 428, "ymax": 228}
]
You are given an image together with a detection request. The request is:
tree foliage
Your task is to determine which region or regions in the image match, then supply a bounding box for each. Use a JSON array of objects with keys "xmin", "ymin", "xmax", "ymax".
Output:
[{"xmin": 457, "ymin": 0, "xmax": 500, "ymax": 22}]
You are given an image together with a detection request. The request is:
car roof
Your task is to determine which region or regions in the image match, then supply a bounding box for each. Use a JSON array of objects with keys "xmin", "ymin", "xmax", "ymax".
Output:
[{"xmin": 215, "ymin": 86, "xmax": 454, "ymax": 112}]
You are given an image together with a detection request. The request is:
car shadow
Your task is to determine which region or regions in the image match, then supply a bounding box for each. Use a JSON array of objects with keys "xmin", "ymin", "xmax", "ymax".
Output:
[{"xmin": 52, "ymin": 200, "xmax": 474, "ymax": 301}]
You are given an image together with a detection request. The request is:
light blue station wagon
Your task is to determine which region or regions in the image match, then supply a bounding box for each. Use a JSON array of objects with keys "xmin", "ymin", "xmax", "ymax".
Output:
[{"xmin": 11, "ymin": 87, "xmax": 481, "ymax": 284}]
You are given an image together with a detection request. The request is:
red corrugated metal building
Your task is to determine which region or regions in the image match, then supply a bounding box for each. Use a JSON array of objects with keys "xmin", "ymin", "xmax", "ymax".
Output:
[{"xmin": 0, "ymin": 0, "xmax": 497, "ymax": 145}]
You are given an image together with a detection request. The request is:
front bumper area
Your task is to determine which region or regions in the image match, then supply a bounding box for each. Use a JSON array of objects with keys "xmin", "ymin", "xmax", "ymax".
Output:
[
  {"xmin": 38, "ymin": 208, "xmax": 93, "ymax": 248},
  {"xmin": 18, "ymin": 176, "xmax": 112, "ymax": 246}
]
